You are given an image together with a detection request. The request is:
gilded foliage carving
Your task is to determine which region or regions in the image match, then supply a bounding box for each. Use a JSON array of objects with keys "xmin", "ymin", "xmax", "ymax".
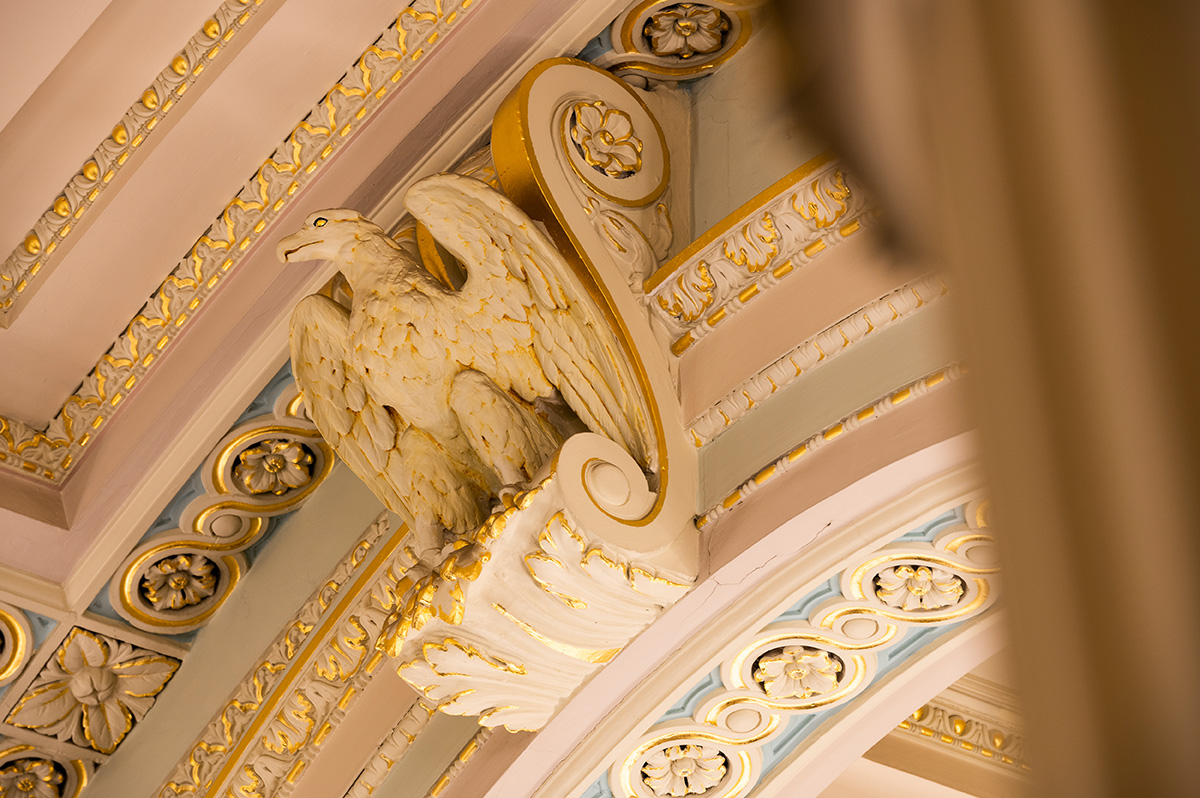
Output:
[{"xmin": 645, "ymin": 156, "xmax": 874, "ymax": 354}]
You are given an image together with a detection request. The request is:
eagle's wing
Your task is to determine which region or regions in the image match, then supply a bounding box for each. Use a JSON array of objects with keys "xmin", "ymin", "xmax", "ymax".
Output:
[
  {"xmin": 405, "ymin": 173, "xmax": 655, "ymax": 470},
  {"xmin": 290, "ymin": 295, "xmax": 412, "ymax": 519}
]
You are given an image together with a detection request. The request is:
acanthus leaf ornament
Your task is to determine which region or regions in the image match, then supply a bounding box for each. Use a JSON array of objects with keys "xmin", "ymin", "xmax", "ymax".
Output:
[{"xmin": 6, "ymin": 628, "xmax": 179, "ymax": 754}]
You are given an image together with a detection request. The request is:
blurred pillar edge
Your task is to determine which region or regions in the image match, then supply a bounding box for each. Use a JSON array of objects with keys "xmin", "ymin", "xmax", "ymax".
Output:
[{"xmin": 770, "ymin": 0, "xmax": 1200, "ymax": 795}]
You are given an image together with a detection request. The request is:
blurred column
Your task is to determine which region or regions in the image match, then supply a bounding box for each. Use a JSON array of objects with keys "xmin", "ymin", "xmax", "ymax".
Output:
[{"xmin": 772, "ymin": 0, "xmax": 1200, "ymax": 794}]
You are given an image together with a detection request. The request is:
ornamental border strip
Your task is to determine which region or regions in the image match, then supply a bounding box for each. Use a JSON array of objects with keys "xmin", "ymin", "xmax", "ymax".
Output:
[
  {"xmin": 0, "ymin": 0, "xmax": 272, "ymax": 321},
  {"xmin": 0, "ymin": 0, "xmax": 480, "ymax": 483}
]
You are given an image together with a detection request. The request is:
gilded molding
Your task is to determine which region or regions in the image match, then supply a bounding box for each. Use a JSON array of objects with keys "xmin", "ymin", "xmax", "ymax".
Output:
[
  {"xmin": 896, "ymin": 698, "xmax": 1029, "ymax": 772},
  {"xmin": 688, "ymin": 275, "xmax": 949, "ymax": 448},
  {"xmin": 697, "ymin": 366, "xmax": 964, "ymax": 529},
  {"xmin": 0, "ymin": 0, "xmax": 481, "ymax": 483},
  {"xmin": 595, "ymin": 1, "xmax": 762, "ymax": 83},
  {"xmin": 109, "ymin": 386, "xmax": 334, "ymax": 634},
  {"xmin": 0, "ymin": 0, "xmax": 272, "ymax": 324},
  {"xmin": 427, "ymin": 728, "xmax": 492, "ymax": 798},
  {"xmin": 156, "ymin": 513, "xmax": 422, "ymax": 798},
  {"xmin": 644, "ymin": 154, "xmax": 876, "ymax": 355},
  {"xmin": 343, "ymin": 700, "xmax": 436, "ymax": 798},
  {"xmin": 609, "ymin": 501, "xmax": 999, "ymax": 798}
]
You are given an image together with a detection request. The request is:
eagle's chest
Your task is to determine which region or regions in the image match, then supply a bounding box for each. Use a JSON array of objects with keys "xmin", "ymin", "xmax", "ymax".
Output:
[{"xmin": 350, "ymin": 290, "xmax": 472, "ymax": 409}]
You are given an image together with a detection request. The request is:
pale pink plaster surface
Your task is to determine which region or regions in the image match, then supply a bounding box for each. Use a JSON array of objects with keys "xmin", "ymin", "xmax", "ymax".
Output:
[
  {"xmin": 679, "ymin": 234, "xmax": 921, "ymax": 421},
  {"xmin": 0, "ymin": 0, "xmax": 627, "ymax": 590},
  {"xmin": 0, "ymin": 0, "xmax": 400, "ymax": 424}
]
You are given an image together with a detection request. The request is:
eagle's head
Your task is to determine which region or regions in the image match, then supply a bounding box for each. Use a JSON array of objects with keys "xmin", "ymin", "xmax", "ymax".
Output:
[{"xmin": 276, "ymin": 209, "xmax": 392, "ymax": 265}]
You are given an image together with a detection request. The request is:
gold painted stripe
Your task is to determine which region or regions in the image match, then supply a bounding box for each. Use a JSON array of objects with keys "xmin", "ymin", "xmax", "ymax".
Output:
[{"xmin": 203, "ymin": 528, "xmax": 407, "ymax": 797}]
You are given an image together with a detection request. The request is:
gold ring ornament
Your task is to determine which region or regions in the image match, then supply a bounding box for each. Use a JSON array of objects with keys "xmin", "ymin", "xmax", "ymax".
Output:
[
  {"xmin": 0, "ymin": 603, "xmax": 33, "ymax": 685},
  {"xmin": 109, "ymin": 386, "xmax": 334, "ymax": 633}
]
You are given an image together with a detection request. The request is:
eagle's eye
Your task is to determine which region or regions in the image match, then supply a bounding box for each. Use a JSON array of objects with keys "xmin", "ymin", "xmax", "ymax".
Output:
[{"xmin": 313, "ymin": 217, "xmax": 328, "ymax": 227}]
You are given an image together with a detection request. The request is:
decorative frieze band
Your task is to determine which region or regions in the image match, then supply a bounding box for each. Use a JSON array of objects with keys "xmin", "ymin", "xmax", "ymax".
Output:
[
  {"xmin": 895, "ymin": 698, "xmax": 1029, "ymax": 772},
  {"xmin": 688, "ymin": 275, "xmax": 949, "ymax": 448},
  {"xmin": 643, "ymin": 154, "xmax": 876, "ymax": 355},
  {"xmin": 108, "ymin": 383, "xmax": 334, "ymax": 635},
  {"xmin": 0, "ymin": 0, "xmax": 480, "ymax": 484},
  {"xmin": 601, "ymin": 501, "xmax": 999, "ymax": 798},
  {"xmin": 697, "ymin": 365, "xmax": 964, "ymax": 529},
  {"xmin": 156, "ymin": 513, "xmax": 416, "ymax": 798},
  {"xmin": 0, "ymin": 0, "xmax": 272, "ymax": 324}
]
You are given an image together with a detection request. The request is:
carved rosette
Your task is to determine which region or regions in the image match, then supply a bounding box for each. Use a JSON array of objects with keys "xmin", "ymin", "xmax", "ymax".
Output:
[
  {"xmin": 752, "ymin": 646, "xmax": 842, "ymax": 700},
  {"xmin": 875, "ymin": 565, "xmax": 966, "ymax": 612},
  {"xmin": 109, "ymin": 385, "xmax": 334, "ymax": 633},
  {"xmin": 642, "ymin": 744, "xmax": 728, "ymax": 796},
  {"xmin": 596, "ymin": 2, "xmax": 761, "ymax": 84},
  {"xmin": 0, "ymin": 747, "xmax": 89, "ymax": 798},
  {"xmin": 382, "ymin": 434, "xmax": 696, "ymax": 732},
  {"xmin": 5, "ymin": 628, "xmax": 179, "ymax": 755},
  {"xmin": 569, "ymin": 101, "xmax": 644, "ymax": 178},
  {"xmin": 611, "ymin": 501, "xmax": 1000, "ymax": 798},
  {"xmin": 0, "ymin": 758, "xmax": 61, "ymax": 798}
]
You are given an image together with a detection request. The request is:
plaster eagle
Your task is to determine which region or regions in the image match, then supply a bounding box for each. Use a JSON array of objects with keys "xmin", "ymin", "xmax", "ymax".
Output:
[{"xmin": 277, "ymin": 173, "xmax": 654, "ymax": 556}]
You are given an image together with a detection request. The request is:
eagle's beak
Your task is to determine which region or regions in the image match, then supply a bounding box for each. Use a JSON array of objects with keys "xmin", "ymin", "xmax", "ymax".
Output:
[{"xmin": 276, "ymin": 230, "xmax": 323, "ymax": 263}]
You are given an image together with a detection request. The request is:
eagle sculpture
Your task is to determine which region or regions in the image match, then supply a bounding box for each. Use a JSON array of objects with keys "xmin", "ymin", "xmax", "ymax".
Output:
[{"xmin": 277, "ymin": 173, "xmax": 653, "ymax": 558}]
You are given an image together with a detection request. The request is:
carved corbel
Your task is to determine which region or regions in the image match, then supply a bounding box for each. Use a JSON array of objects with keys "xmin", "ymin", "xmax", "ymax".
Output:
[{"xmin": 382, "ymin": 433, "xmax": 693, "ymax": 731}]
